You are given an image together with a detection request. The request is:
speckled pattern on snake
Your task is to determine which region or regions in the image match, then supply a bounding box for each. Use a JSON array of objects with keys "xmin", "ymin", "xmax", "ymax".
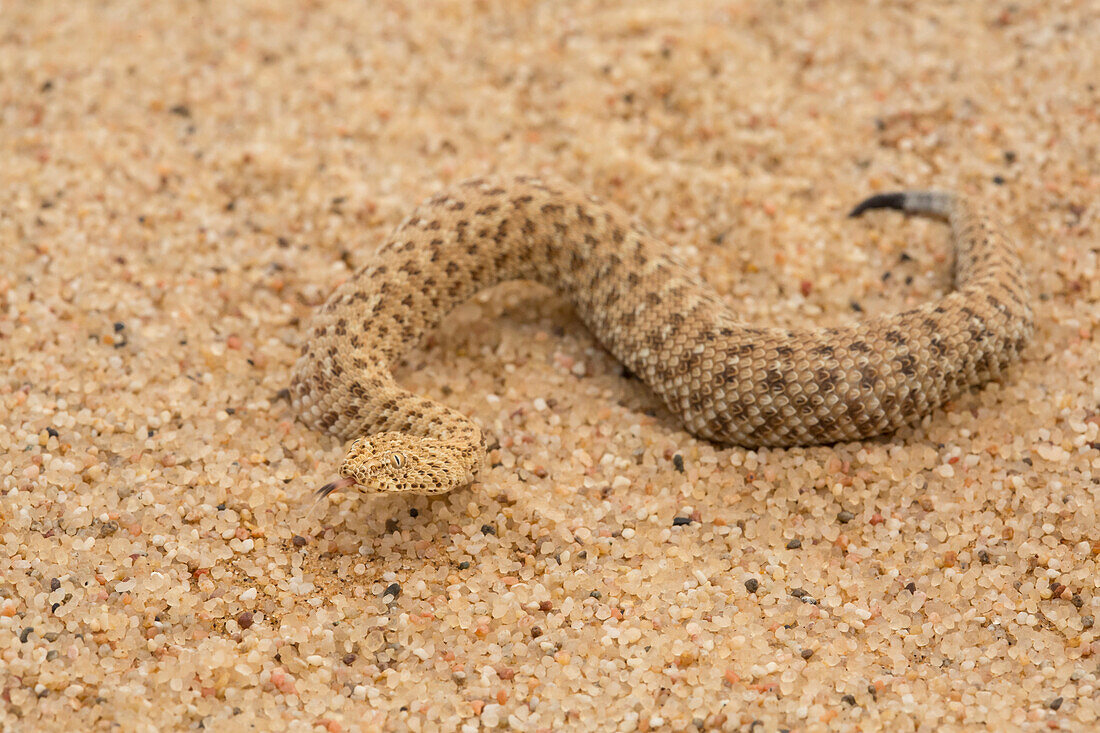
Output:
[{"xmin": 290, "ymin": 177, "xmax": 1032, "ymax": 496}]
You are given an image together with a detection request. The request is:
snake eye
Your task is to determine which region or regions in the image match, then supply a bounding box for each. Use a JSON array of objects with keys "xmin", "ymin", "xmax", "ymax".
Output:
[{"xmin": 390, "ymin": 452, "xmax": 405, "ymax": 469}]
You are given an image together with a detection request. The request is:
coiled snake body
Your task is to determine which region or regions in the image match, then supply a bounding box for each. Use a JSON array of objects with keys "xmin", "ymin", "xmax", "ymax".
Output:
[{"xmin": 291, "ymin": 178, "xmax": 1032, "ymax": 496}]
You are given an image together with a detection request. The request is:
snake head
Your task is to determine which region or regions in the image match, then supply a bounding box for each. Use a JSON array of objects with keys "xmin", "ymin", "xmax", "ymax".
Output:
[{"xmin": 324, "ymin": 432, "xmax": 478, "ymax": 496}]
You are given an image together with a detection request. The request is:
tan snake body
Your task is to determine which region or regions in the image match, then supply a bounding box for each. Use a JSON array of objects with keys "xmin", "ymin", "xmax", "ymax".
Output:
[{"xmin": 290, "ymin": 178, "xmax": 1032, "ymax": 495}]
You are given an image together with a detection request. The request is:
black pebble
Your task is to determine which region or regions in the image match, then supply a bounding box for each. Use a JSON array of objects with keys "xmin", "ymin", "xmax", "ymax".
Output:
[
  {"xmin": 46, "ymin": 427, "xmax": 58, "ymax": 438},
  {"xmin": 837, "ymin": 510, "xmax": 854, "ymax": 523},
  {"xmin": 841, "ymin": 694, "xmax": 856, "ymax": 706},
  {"xmin": 850, "ymin": 301, "xmax": 863, "ymax": 313},
  {"xmin": 291, "ymin": 535, "xmax": 307, "ymax": 548},
  {"xmin": 978, "ymin": 550, "xmax": 991, "ymax": 564},
  {"xmin": 383, "ymin": 582, "xmax": 401, "ymax": 600},
  {"xmin": 672, "ymin": 454, "xmax": 685, "ymax": 473},
  {"xmin": 50, "ymin": 578, "xmax": 61, "ymax": 591},
  {"xmin": 1049, "ymin": 697, "xmax": 1063, "ymax": 710},
  {"xmin": 480, "ymin": 524, "xmax": 495, "ymax": 535},
  {"xmin": 992, "ymin": 175, "xmax": 1005, "ymax": 185},
  {"xmin": 113, "ymin": 322, "xmax": 125, "ymax": 332},
  {"xmin": 20, "ymin": 627, "xmax": 33, "ymax": 643},
  {"xmin": 672, "ymin": 516, "xmax": 692, "ymax": 526},
  {"xmin": 786, "ymin": 539, "xmax": 802, "ymax": 549},
  {"xmin": 589, "ymin": 591, "xmax": 601, "ymax": 599},
  {"xmin": 744, "ymin": 578, "xmax": 759, "ymax": 593},
  {"xmin": 409, "ymin": 508, "xmax": 419, "ymax": 518},
  {"xmin": 905, "ymin": 582, "xmax": 917, "ymax": 593},
  {"xmin": 386, "ymin": 518, "xmax": 400, "ymax": 533},
  {"xmin": 800, "ymin": 649, "xmax": 813, "ymax": 659},
  {"xmin": 458, "ymin": 561, "xmax": 470, "ymax": 570},
  {"xmin": 790, "ymin": 588, "xmax": 807, "ymax": 598},
  {"xmin": 217, "ymin": 503, "xmax": 226, "ymax": 511}
]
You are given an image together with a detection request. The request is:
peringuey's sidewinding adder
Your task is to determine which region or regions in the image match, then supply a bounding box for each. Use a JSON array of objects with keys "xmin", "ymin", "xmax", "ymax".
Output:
[{"xmin": 290, "ymin": 177, "xmax": 1032, "ymax": 496}]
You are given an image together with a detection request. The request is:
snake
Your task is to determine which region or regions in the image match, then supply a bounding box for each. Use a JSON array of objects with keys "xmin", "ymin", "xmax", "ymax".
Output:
[{"xmin": 289, "ymin": 177, "xmax": 1032, "ymax": 496}]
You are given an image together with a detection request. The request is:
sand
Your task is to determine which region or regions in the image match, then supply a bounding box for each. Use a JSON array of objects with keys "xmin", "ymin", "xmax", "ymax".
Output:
[{"xmin": 1, "ymin": 1, "xmax": 1098, "ymax": 730}]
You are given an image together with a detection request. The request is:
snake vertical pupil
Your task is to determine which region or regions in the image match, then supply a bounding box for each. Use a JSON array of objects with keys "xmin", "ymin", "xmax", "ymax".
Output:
[{"xmin": 391, "ymin": 453, "xmax": 404, "ymax": 469}]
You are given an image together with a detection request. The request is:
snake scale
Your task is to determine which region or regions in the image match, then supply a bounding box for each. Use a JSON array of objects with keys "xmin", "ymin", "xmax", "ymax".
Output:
[{"xmin": 290, "ymin": 177, "xmax": 1032, "ymax": 496}]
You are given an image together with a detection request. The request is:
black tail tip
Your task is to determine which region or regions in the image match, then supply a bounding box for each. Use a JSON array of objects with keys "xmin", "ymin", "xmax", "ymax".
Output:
[{"xmin": 848, "ymin": 192, "xmax": 907, "ymax": 218}]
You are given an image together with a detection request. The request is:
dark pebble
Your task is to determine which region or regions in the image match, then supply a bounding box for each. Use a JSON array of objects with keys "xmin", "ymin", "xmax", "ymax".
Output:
[
  {"xmin": 237, "ymin": 612, "xmax": 253, "ymax": 630},
  {"xmin": 850, "ymin": 301, "xmax": 863, "ymax": 313},
  {"xmin": 386, "ymin": 518, "xmax": 400, "ymax": 533},
  {"xmin": 672, "ymin": 516, "xmax": 692, "ymax": 526},
  {"xmin": 113, "ymin": 322, "xmax": 125, "ymax": 332},
  {"xmin": 744, "ymin": 578, "xmax": 759, "ymax": 593},
  {"xmin": 786, "ymin": 539, "xmax": 802, "ymax": 549},
  {"xmin": 383, "ymin": 582, "xmax": 401, "ymax": 600},
  {"xmin": 458, "ymin": 561, "xmax": 470, "ymax": 570},
  {"xmin": 841, "ymin": 694, "xmax": 856, "ymax": 706},
  {"xmin": 480, "ymin": 524, "xmax": 495, "ymax": 535},
  {"xmin": 589, "ymin": 590, "xmax": 601, "ymax": 599},
  {"xmin": 790, "ymin": 588, "xmax": 808, "ymax": 598},
  {"xmin": 800, "ymin": 649, "xmax": 814, "ymax": 659},
  {"xmin": 409, "ymin": 508, "xmax": 418, "ymax": 518},
  {"xmin": 905, "ymin": 582, "xmax": 917, "ymax": 593},
  {"xmin": 46, "ymin": 650, "xmax": 59, "ymax": 661},
  {"xmin": 291, "ymin": 535, "xmax": 308, "ymax": 548},
  {"xmin": 169, "ymin": 104, "xmax": 191, "ymax": 117},
  {"xmin": 530, "ymin": 626, "xmax": 543, "ymax": 638},
  {"xmin": 1072, "ymin": 594, "xmax": 1084, "ymax": 608},
  {"xmin": 342, "ymin": 653, "xmax": 357, "ymax": 665},
  {"xmin": 19, "ymin": 627, "xmax": 33, "ymax": 643},
  {"xmin": 217, "ymin": 503, "xmax": 227, "ymax": 511},
  {"xmin": 837, "ymin": 510, "xmax": 855, "ymax": 523},
  {"xmin": 992, "ymin": 175, "xmax": 1005, "ymax": 185},
  {"xmin": 672, "ymin": 454, "xmax": 685, "ymax": 473},
  {"xmin": 1004, "ymin": 150, "xmax": 1017, "ymax": 164},
  {"xmin": 978, "ymin": 550, "xmax": 991, "ymax": 564},
  {"xmin": 46, "ymin": 427, "xmax": 59, "ymax": 438},
  {"xmin": 50, "ymin": 578, "xmax": 61, "ymax": 591},
  {"xmin": 1049, "ymin": 697, "xmax": 1063, "ymax": 710},
  {"xmin": 1083, "ymin": 616, "xmax": 1094, "ymax": 629}
]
